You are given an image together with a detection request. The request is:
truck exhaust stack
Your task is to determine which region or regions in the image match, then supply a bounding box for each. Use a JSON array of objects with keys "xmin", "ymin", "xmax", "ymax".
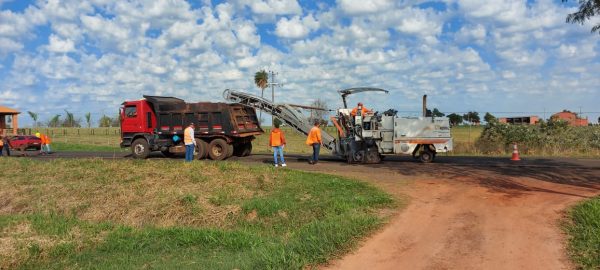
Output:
[{"xmin": 422, "ymin": 94, "xmax": 427, "ymax": 117}]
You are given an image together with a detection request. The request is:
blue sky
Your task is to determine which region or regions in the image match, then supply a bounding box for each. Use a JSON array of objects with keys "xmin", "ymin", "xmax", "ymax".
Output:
[{"xmin": 0, "ymin": 0, "xmax": 599, "ymax": 126}]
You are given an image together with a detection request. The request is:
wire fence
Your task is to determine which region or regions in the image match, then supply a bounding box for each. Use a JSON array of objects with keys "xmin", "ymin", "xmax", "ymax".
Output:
[{"xmin": 15, "ymin": 128, "xmax": 122, "ymax": 147}]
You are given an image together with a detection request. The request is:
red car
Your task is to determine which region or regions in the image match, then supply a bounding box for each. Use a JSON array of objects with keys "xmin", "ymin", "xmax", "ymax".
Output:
[{"xmin": 8, "ymin": 135, "xmax": 42, "ymax": 151}]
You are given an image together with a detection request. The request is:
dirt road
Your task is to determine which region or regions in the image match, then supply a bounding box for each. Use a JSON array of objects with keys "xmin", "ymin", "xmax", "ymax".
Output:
[
  {"xmin": 26, "ymin": 152, "xmax": 600, "ymax": 269},
  {"xmin": 247, "ymin": 155, "xmax": 600, "ymax": 270}
]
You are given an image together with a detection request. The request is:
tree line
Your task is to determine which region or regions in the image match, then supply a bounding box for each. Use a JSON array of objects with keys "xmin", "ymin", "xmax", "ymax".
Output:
[{"xmin": 26, "ymin": 111, "xmax": 120, "ymax": 128}]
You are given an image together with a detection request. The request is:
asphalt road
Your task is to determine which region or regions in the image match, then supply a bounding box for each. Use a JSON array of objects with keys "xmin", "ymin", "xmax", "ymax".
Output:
[{"xmin": 16, "ymin": 149, "xmax": 600, "ymax": 170}]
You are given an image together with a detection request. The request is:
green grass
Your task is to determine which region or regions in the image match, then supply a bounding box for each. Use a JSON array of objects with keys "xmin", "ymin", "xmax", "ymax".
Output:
[
  {"xmin": 51, "ymin": 142, "xmax": 125, "ymax": 152},
  {"xmin": 565, "ymin": 196, "xmax": 600, "ymax": 270},
  {"xmin": 0, "ymin": 158, "xmax": 395, "ymax": 269},
  {"xmin": 448, "ymin": 125, "xmax": 484, "ymax": 156}
]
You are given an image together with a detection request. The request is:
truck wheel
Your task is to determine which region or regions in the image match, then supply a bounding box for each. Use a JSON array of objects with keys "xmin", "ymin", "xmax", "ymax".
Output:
[
  {"xmin": 225, "ymin": 143, "xmax": 234, "ymax": 158},
  {"xmin": 195, "ymin": 139, "xmax": 208, "ymax": 160},
  {"xmin": 208, "ymin": 138, "xmax": 229, "ymax": 160},
  {"xmin": 241, "ymin": 143, "xmax": 252, "ymax": 157},
  {"xmin": 419, "ymin": 149, "xmax": 434, "ymax": 163},
  {"xmin": 233, "ymin": 144, "xmax": 244, "ymax": 157},
  {"xmin": 131, "ymin": 138, "xmax": 150, "ymax": 159}
]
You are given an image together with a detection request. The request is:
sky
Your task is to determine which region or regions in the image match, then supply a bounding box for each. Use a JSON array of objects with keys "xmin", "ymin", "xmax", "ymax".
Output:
[{"xmin": 0, "ymin": 0, "xmax": 599, "ymax": 126}]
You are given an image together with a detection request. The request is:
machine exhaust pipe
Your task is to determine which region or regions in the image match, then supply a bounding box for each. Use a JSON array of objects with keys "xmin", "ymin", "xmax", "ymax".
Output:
[{"xmin": 422, "ymin": 94, "xmax": 427, "ymax": 117}]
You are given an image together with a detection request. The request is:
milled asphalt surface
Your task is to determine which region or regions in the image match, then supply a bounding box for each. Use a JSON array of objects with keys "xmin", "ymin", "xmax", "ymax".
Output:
[{"xmin": 11, "ymin": 149, "xmax": 600, "ymax": 170}]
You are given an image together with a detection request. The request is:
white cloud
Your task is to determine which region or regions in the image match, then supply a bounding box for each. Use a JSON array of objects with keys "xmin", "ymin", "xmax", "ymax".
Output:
[
  {"xmin": 456, "ymin": 24, "xmax": 487, "ymax": 45},
  {"xmin": 234, "ymin": 21, "xmax": 260, "ymax": 47},
  {"xmin": 249, "ymin": 0, "xmax": 302, "ymax": 15},
  {"xmin": 47, "ymin": 34, "xmax": 75, "ymax": 53},
  {"xmin": 0, "ymin": 0, "xmax": 599, "ymax": 126},
  {"xmin": 275, "ymin": 14, "xmax": 320, "ymax": 39},
  {"xmin": 502, "ymin": 71, "xmax": 516, "ymax": 79},
  {"xmin": 457, "ymin": 0, "xmax": 526, "ymax": 23},
  {"xmin": 338, "ymin": 0, "xmax": 393, "ymax": 15},
  {"xmin": 497, "ymin": 48, "xmax": 547, "ymax": 66},
  {"xmin": 397, "ymin": 9, "xmax": 442, "ymax": 35},
  {"xmin": 0, "ymin": 37, "xmax": 22, "ymax": 54}
]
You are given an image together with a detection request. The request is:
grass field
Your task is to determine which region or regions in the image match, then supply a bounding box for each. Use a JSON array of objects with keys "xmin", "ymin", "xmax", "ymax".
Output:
[
  {"xmin": 0, "ymin": 158, "xmax": 395, "ymax": 269},
  {"xmin": 565, "ymin": 196, "xmax": 600, "ymax": 270},
  {"xmin": 448, "ymin": 126, "xmax": 484, "ymax": 156}
]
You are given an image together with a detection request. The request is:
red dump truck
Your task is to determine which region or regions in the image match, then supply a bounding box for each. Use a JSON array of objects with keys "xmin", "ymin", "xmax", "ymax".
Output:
[{"xmin": 120, "ymin": 95, "xmax": 263, "ymax": 159}]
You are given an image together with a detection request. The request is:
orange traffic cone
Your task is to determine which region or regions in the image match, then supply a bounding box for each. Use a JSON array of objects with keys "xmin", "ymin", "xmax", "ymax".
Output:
[{"xmin": 511, "ymin": 143, "xmax": 521, "ymax": 161}]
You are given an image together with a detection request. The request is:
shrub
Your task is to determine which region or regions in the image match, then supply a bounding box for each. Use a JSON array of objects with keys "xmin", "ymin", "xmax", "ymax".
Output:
[{"xmin": 476, "ymin": 121, "xmax": 600, "ymax": 156}]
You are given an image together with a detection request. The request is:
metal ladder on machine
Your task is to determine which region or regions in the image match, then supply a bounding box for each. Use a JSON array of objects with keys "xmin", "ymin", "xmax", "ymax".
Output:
[{"xmin": 223, "ymin": 89, "xmax": 337, "ymax": 152}]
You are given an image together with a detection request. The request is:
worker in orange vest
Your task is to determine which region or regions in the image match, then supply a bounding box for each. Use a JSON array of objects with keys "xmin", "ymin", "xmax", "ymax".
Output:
[
  {"xmin": 351, "ymin": 102, "xmax": 372, "ymax": 116},
  {"xmin": 42, "ymin": 134, "xmax": 52, "ymax": 154},
  {"xmin": 305, "ymin": 120, "xmax": 322, "ymax": 165},
  {"xmin": 269, "ymin": 120, "xmax": 287, "ymax": 167},
  {"xmin": 184, "ymin": 122, "xmax": 196, "ymax": 162},
  {"xmin": 0, "ymin": 135, "xmax": 4, "ymax": 157},
  {"xmin": 35, "ymin": 132, "xmax": 47, "ymax": 155}
]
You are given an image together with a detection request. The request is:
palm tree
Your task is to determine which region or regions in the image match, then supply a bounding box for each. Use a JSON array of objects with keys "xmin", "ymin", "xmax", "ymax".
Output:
[
  {"xmin": 254, "ymin": 70, "xmax": 269, "ymax": 121},
  {"xmin": 27, "ymin": 111, "xmax": 38, "ymax": 127},
  {"xmin": 85, "ymin": 112, "xmax": 91, "ymax": 128},
  {"xmin": 254, "ymin": 70, "xmax": 269, "ymax": 98},
  {"xmin": 49, "ymin": 114, "xmax": 61, "ymax": 127}
]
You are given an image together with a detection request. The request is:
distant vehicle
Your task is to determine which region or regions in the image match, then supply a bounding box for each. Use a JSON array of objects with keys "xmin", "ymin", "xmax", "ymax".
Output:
[
  {"xmin": 8, "ymin": 135, "xmax": 42, "ymax": 151},
  {"xmin": 120, "ymin": 95, "xmax": 263, "ymax": 159}
]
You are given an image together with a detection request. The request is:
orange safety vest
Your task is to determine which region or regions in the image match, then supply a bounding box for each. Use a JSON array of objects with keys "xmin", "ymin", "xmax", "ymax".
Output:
[
  {"xmin": 42, "ymin": 134, "xmax": 51, "ymax": 144},
  {"xmin": 305, "ymin": 126, "xmax": 322, "ymax": 145},
  {"xmin": 269, "ymin": 128, "xmax": 286, "ymax": 147},
  {"xmin": 184, "ymin": 127, "xmax": 194, "ymax": 145},
  {"xmin": 351, "ymin": 106, "xmax": 370, "ymax": 116}
]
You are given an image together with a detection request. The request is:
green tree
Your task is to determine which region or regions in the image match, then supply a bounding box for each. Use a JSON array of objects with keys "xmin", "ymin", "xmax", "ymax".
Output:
[
  {"xmin": 254, "ymin": 70, "xmax": 269, "ymax": 98},
  {"xmin": 61, "ymin": 110, "xmax": 81, "ymax": 127},
  {"xmin": 85, "ymin": 112, "xmax": 92, "ymax": 128},
  {"xmin": 463, "ymin": 111, "xmax": 480, "ymax": 125},
  {"xmin": 99, "ymin": 115, "xmax": 112, "ymax": 127},
  {"xmin": 254, "ymin": 70, "xmax": 269, "ymax": 121},
  {"xmin": 48, "ymin": 114, "xmax": 61, "ymax": 127},
  {"xmin": 27, "ymin": 111, "xmax": 38, "ymax": 127},
  {"xmin": 447, "ymin": 113, "xmax": 463, "ymax": 126},
  {"xmin": 563, "ymin": 0, "xmax": 600, "ymax": 34},
  {"xmin": 484, "ymin": 112, "xmax": 497, "ymax": 123},
  {"xmin": 432, "ymin": 108, "xmax": 445, "ymax": 117},
  {"xmin": 111, "ymin": 114, "xmax": 121, "ymax": 127}
]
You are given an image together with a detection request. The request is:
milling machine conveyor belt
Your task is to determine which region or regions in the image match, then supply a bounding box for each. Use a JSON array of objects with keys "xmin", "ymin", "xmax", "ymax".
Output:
[{"xmin": 223, "ymin": 89, "xmax": 336, "ymax": 151}]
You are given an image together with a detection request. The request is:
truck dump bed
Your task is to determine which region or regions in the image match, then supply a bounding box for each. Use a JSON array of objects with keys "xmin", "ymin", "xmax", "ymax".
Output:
[{"xmin": 143, "ymin": 95, "xmax": 262, "ymax": 137}]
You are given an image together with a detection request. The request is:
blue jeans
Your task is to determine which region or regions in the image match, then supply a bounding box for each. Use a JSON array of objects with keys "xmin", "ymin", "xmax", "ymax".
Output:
[
  {"xmin": 273, "ymin": 146, "xmax": 285, "ymax": 165},
  {"xmin": 185, "ymin": 144, "xmax": 194, "ymax": 162},
  {"xmin": 312, "ymin": 143, "xmax": 320, "ymax": 163},
  {"xmin": 42, "ymin": 144, "xmax": 51, "ymax": 153}
]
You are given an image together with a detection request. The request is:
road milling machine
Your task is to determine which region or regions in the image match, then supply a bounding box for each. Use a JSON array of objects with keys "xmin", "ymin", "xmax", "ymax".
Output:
[{"xmin": 224, "ymin": 87, "xmax": 452, "ymax": 164}]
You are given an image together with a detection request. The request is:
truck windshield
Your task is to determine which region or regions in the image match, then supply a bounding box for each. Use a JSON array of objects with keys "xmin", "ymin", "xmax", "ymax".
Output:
[{"xmin": 124, "ymin": 106, "xmax": 137, "ymax": 118}]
